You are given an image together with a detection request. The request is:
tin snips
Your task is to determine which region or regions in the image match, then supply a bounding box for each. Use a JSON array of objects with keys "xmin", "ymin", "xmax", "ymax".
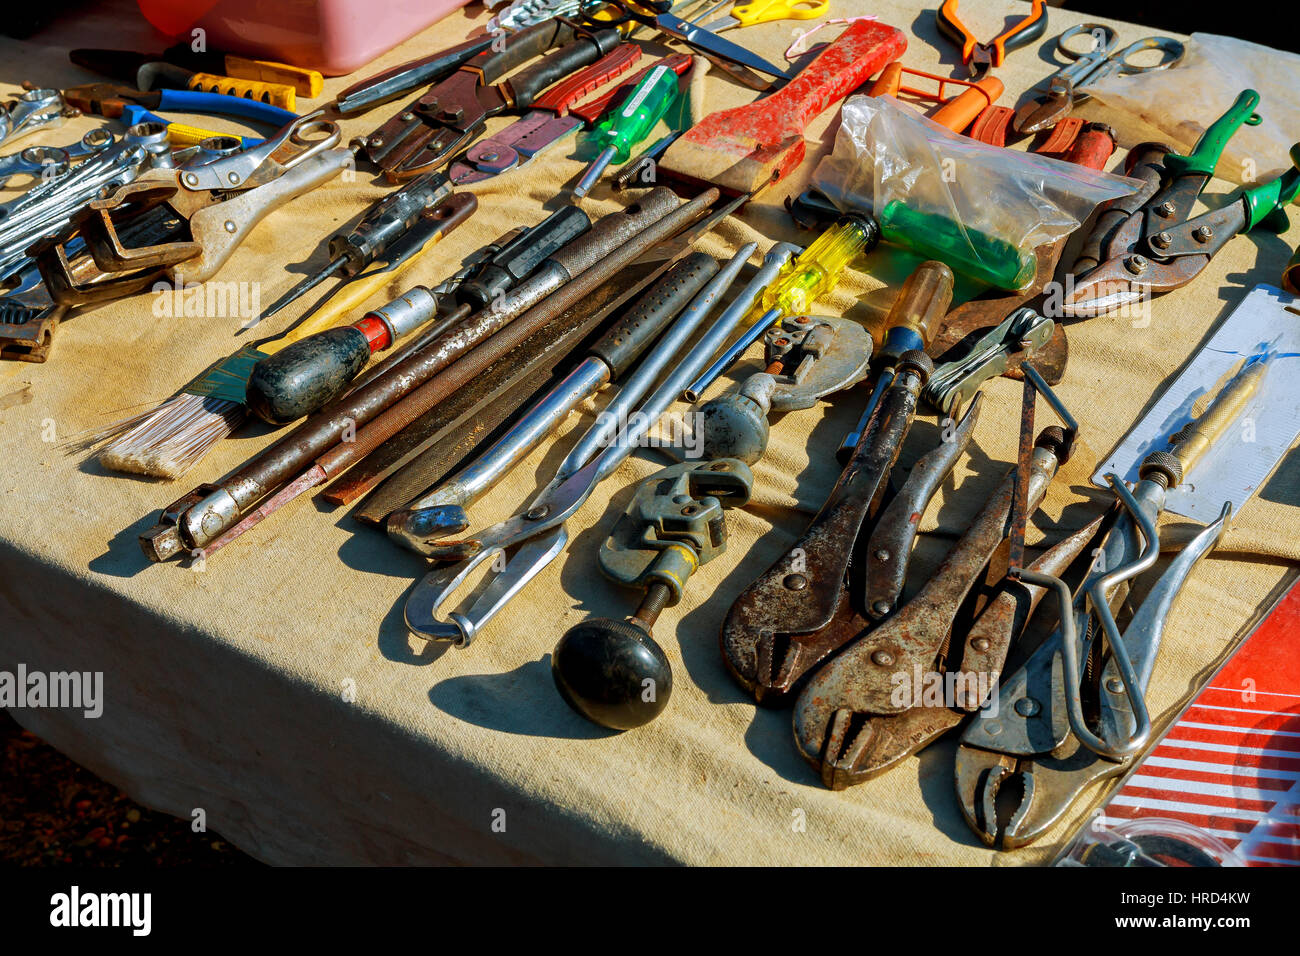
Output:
[{"xmin": 1064, "ymin": 90, "xmax": 1300, "ymax": 317}]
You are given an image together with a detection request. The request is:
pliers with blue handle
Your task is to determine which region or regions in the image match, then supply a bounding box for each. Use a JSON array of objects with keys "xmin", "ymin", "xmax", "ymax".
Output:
[{"xmin": 63, "ymin": 83, "xmax": 296, "ymax": 144}]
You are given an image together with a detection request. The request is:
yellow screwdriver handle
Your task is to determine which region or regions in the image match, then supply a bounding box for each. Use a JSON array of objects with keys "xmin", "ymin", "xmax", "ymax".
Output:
[
  {"xmin": 223, "ymin": 55, "xmax": 324, "ymax": 98},
  {"xmin": 1170, "ymin": 358, "xmax": 1267, "ymax": 477},
  {"xmin": 186, "ymin": 73, "xmax": 297, "ymax": 110}
]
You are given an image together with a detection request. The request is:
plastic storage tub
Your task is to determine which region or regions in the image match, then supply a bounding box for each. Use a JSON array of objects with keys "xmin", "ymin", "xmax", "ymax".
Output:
[{"xmin": 135, "ymin": 0, "xmax": 474, "ymax": 76}]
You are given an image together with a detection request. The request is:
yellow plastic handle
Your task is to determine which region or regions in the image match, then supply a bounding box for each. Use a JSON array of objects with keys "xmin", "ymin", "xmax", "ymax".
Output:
[
  {"xmin": 223, "ymin": 55, "xmax": 324, "ymax": 98},
  {"xmin": 732, "ymin": 0, "xmax": 827, "ymax": 27},
  {"xmin": 186, "ymin": 73, "xmax": 296, "ymax": 111},
  {"xmin": 155, "ymin": 118, "xmax": 239, "ymax": 148}
]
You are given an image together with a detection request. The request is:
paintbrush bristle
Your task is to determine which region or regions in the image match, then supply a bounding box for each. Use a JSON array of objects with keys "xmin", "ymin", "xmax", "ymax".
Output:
[{"xmin": 95, "ymin": 393, "xmax": 247, "ymax": 479}]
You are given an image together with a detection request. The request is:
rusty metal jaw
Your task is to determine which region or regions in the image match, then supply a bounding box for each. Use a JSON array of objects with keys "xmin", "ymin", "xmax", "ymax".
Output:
[
  {"xmin": 791, "ymin": 431, "xmax": 1066, "ymax": 789},
  {"xmin": 954, "ymin": 481, "xmax": 1231, "ymax": 849},
  {"xmin": 718, "ymin": 361, "xmax": 930, "ymax": 704}
]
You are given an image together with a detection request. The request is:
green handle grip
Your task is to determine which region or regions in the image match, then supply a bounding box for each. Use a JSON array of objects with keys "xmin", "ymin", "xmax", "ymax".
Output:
[
  {"xmin": 879, "ymin": 201, "xmax": 1036, "ymax": 291},
  {"xmin": 1243, "ymin": 166, "xmax": 1300, "ymax": 232},
  {"xmin": 1164, "ymin": 89, "xmax": 1261, "ymax": 180}
]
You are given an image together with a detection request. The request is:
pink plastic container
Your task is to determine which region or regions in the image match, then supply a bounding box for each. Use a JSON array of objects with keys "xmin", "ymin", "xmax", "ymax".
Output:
[{"xmin": 135, "ymin": 0, "xmax": 474, "ymax": 76}]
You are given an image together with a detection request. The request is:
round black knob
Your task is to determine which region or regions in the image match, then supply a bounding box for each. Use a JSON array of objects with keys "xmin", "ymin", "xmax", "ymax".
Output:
[{"xmin": 552, "ymin": 617, "xmax": 672, "ymax": 730}]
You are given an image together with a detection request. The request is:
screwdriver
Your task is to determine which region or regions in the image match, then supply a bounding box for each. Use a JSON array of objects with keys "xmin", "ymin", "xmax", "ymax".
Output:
[
  {"xmin": 572, "ymin": 61, "xmax": 682, "ymax": 198},
  {"xmin": 683, "ymin": 214, "xmax": 880, "ymax": 401},
  {"xmin": 252, "ymin": 171, "xmax": 455, "ymax": 327},
  {"xmin": 245, "ymin": 204, "xmax": 593, "ymax": 424},
  {"xmin": 836, "ymin": 260, "xmax": 955, "ymax": 462}
]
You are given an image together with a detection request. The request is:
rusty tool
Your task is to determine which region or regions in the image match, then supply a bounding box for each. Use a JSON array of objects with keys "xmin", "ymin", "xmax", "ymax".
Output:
[
  {"xmin": 553, "ymin": 458, "xmax": 754, "ymax": 730},
  {"xmin": 923, "ymin": 307, "xmax": 1054, "ymax": 416},
  {"xmin": 139, "ymin": 188, "xmax": 690, "ymax": 562},
  {"xmin": 1065, "ymin": 94, "xmax": 1300, "ymax": 317},
  {"xmin": 954, "ymin": 362, "xmax": 1256, "ymax": 848},
  {"xmin": 384, "ymin": 253, "xmax": 721, "ymax": 545},
  {"xmin": 1012, "ymin": 25, "xmax": 1183, "ymax": 135},
  {"xmin": 36, "ymin": 115, "xmax": 349, "ymax": 305},
  {"xmin": 191, "ymin": 191, "xmax": 723, "ymax": 561},
  {"xmin": 718, "ymin": 263, "xmax": 955, "ymax": 704},
  {"xmin": 657, "ymin": 17, "xmax": 906, "ymax": 199},
  {"xmin": 340, "ymin": 204, "xmax": 746, "ymax": 516},
  {"xmin": 791, "ymin": 423, "xmax": 1072, "ymax": 789},
  {"xmin": 360, "ymin": 19, "xmax": 624, "ymax": 181}
]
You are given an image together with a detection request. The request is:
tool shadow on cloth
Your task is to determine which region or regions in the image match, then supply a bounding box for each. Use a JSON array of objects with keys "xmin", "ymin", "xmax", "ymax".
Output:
[{"xmin": 430, "ymin": 658, "xmax": 626, "ymax": 739}]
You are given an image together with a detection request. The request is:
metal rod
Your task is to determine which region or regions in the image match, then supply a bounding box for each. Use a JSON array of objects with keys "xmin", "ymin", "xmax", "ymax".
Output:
[{"xmin": 682, "ymin": 305, "xmax": 781, "ymax": 402}]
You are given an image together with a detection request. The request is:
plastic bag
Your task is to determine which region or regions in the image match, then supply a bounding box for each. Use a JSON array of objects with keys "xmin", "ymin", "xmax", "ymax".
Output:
[
  {"xmin": 811, "ymin": 95, "xmax": 1141, "ymax": 289},
  {"xmin": 1083, "ymin": 33, "xmax": 1300, "ymax": 185}
]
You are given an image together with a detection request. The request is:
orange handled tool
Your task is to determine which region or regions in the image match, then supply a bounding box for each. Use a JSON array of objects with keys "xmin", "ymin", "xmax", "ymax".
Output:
[
  {"xmin": 936, "ymin": 0, "xmax": 1048, "ymax": 78},
  {"xmin": 185, "ymin": 73, "xmax": 297, "ymax": 110},
  {"xmin": 870, "ymin": 62, "xmax": 1003, "ymax": 133}
]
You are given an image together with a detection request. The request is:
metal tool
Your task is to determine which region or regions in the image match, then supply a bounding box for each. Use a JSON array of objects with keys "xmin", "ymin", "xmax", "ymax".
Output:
[
  {"xmin": 139, "ymin": 190, "xmax": 706, "ymax": 562},
  {"xmin": 572, "ymin": 60, "xmax": 683, "ymax": 197},
  {"xmin": 360, "ymin": 19, "xmax": 624, "ymax": 181},
  {"xmin": 692, "ymin": 0, "xmax": 828, "ymax": 32},
  {"xmin": 341, "ymin": 203, "xmax": 740, "ymax": 515},
  {"xmin": 792, "ymin": 422, "xmax": 1080, "ymax": 788},
  {"xmin": 62, "ymin": 82, "xmax": 296, "ymax": 131},
  {"xmin": 69, "ymin": 50, "xmax": 298, "ymax": 110},
  {"xmin": 683, "ymin": 212, "xmax": 876, "ymax": 400},
  {"xmin": 1066, "ymin": 95, "xmax": 1300, "ymax": 316},
  {"xmin": 1013, "ymin": 25, "xmax": 1183, "ymax": 134},
  {"xmin": 954, "ymin": 366, "xmax": 1254, "ymax": 848},
  {"xmin": 333, "ymin": 36, "xmax": 497, "ymax": 117},
  {"xmin": 385, "ymin": 252, "xmax": 720, "ymax": 547},
  {"xmin": 400, "ymin": 240, "xmax": 773, "ymax": 646},
  {"xmin": 923, "ymin": 307, "xmax": 1054, "ymax": 415},
  {"xmin": 696, "ymin": 315, "xmax": 872, "ymax": 463},
  {"xmin": 577, "ymin": 0, "xmax": 792, "ymax": 79},
  {"xmin": 447, "ymin": 45, "xmax": 661, "ymax": 185},
  {"xmin": 719, "ymin": 262, "xmax": 954, "ymax": 703},
  {"xmin": 242, "ymin": 193, "xmax": 480, "ymax": 423},
  {"xmin": 935, "ymin": 0, "xmax": 1048, "ymax": 79},
  {"xmin": 36, "ymin": 115, "xmax": 348, "ymax": 305},
  {"xmin": 253, "ymin": 171, "xmax": 456, "ymax": 326},
  {"xmin": 0, "ymin": 88, "xmax": 79, "ymax": 149},
  {"xmin": 0, "ymin": 128, "xmax": 115, "ymax": 186},
  {"xmin": 658, "ymin": 18, "xmax": 905, "ymax": 199},
  {"xmin": 552, "ymin": 458, "xmax": 754, "ymax": 729}
]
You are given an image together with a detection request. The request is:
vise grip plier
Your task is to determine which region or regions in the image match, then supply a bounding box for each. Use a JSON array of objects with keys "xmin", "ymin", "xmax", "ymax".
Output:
[
  {"xmin": 359, "ymin": 18, "xmax": 624, "ymax": 181},
  {"xmin": 953, "ymin": 351, "xmax": 1254, "ymax": 850},
  {"xmin": 1064, "ymin": 89, "xmax": 1300, "ymax": 317},
  {"xmin": 790, "ymin": 421, "xmax": 1085, "ymax": 788}
]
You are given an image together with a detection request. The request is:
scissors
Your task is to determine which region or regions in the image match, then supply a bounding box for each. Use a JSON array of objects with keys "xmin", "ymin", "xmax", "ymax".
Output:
[
  {"xmin": 936, "ymin": 0, "xmax": 1049, "ymax": 79},
  {"xmin": 689, "ymin": 0, "xmax": 829, "ymax": 32},
  {"xmin": 1014, "ymin": 23, "xmax": 1184, "ymax": 133},
  {"xmin": 579, "ymin": 0, "xmax": 792, "ymax": 79}
]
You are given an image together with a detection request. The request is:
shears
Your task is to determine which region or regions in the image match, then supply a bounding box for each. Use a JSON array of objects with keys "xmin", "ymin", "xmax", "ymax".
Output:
[
  {"xmin": 1014, "ymin": 23, "xmax": 1184, "ymax": 134},
  {"xmin": 688, "ymin": 0, "xmax": 829, "ymax": 31},
  {"xmin": 579, "ymin": 0, "xmax": 793, "ymax": 79},
  {"xmin": 935, "ymin": 0, "xmax": 1049, "ymax": 78}
]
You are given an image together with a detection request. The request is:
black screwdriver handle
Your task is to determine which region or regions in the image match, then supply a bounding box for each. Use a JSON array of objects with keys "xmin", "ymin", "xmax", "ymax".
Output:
[
  {"xmin": 457, "ymin": 205, "xmax": 591, "ymax": 309},
  {"xmin": 476, "ymin": 19, "xmax": 574, "ymax": 87},
  {"xmin": 329, "ymin": 171, "xmax": 453, "ymax": 272},
  {"xmin": 506, "ymin": 29, "xmax": 624, "ymax": 110},
  {"xmin": 590, "ymin": 252, "xmax": 718, "ymax": 379},
  {"xmin": 334, "ymin": 35, "xmax": 496, "ymax": 116}
]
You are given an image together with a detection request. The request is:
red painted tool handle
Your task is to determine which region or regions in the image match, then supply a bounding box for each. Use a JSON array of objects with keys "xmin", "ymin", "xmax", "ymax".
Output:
[
  {"xmin": 755, "ymin": 20, "xmax": 907, "ymax": 146},
  {"xmin": 569, "ymin": 53, "xmax": 693, "ymax": 126},
  {"xmin": 532, "ymin": 43, "xmax": 643, "ymax": 115}
]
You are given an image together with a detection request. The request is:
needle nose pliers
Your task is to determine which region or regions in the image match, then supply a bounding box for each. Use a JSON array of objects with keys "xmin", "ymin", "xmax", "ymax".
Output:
[{"xmin": 935, "ymin": 0, "xmax": 1049, "ymax": 78}]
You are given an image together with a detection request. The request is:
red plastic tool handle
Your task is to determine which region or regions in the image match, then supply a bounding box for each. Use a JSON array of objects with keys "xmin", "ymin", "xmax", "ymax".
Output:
[
  {"xmin": 531, "ymin": 42, "xmax": 643, "ymax": 115},
  {"xmin": 569, "ymin": 53, "xmax": 693, "ymax": 125}
]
